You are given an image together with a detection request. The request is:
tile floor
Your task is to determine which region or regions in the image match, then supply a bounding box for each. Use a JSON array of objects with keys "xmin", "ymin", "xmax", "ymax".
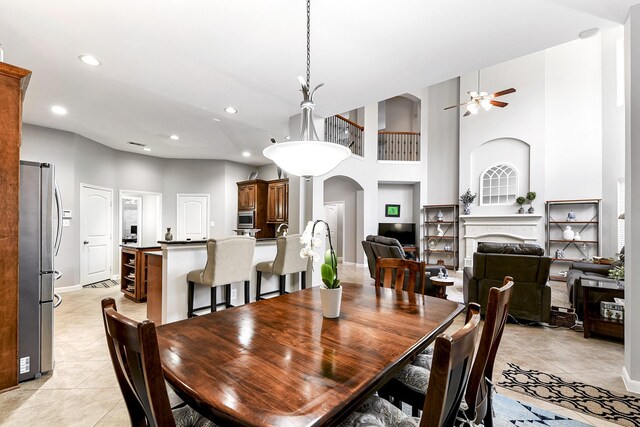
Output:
[{"xmin": 0, "ymin": 265, "xmax": 632, "ymax": 426}]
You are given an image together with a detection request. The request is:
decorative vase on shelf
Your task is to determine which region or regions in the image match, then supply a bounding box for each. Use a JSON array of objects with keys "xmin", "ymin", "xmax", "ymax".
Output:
[
  {"xmin": 574, "ymin": 232, "xmax": 581, "ymax": 241},
  {"xmin": 567, "ymin": 210, "xmax": 577, "ymax": 222},
  {"xmin": 165, "ymin": 227, "xmax": 173, "ymax": 241},
  {"xmin": 528, "ymin": 205, "xmax": 535, "ymax": 214},
  {"xmin": 319, "ymin": 285, "xmax": 342, "ymax": 318},
  {"xmin": 555, "ymin": 249, "xmax": 565, "ymax": 259},
  {"xmin": 562, "ymin": 225, "xmax": 575, "ymax": 241},
  {"xmin": 518, "ymin": 207, "xmax": 525, "ymax": 214},
  {"xmin": 436, "ymin": 224, "xmax": 444, "ymax": 237},
  {"xmin": 436, "ymin": 210, "xmax": 444, "ymax": 222},
  {"xmin": 443, "ymin": 243, "xmax": 452, "ymax": 252},
  {"xmin": 463, "ymin": 203, "xmax": 471, "ymax": 215}
]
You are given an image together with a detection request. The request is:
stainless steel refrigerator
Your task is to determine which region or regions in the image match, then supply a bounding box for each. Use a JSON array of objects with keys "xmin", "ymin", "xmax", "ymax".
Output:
[{"xmin": 19, "ymin": 161, "xmax": 63, "ymax": 382}]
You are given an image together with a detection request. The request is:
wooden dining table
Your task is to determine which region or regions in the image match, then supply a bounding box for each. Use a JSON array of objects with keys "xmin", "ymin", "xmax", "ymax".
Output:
[{"xmin": 156, "ymin": 282, "xmax": 463, "ymax": 427}]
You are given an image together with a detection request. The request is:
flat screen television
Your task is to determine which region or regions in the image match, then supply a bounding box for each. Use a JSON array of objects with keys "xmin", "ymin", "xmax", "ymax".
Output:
[{"xmin": 378, "ymin": 223, "xmax": 416, "ymax": 246}]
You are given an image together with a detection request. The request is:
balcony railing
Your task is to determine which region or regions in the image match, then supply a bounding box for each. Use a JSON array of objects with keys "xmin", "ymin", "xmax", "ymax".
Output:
[
  {"xmin": 378, "ymin": 131, "xmax": 420, "ymax": 161},
  {"xmin": 324, "ymin": 115, "xmax": 364, "ymax": 157}
]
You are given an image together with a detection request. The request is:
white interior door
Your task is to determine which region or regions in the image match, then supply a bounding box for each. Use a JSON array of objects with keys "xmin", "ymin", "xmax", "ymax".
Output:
[
  {"xmin": 80, "ymin": 184, "xmax": 113, "ymax": 285},
  {"xmin": 324, "ymin": 203, "xmax": 339, "ymax": 258},
  {"xmin": 177, "ymin": 194, "xmax": 210, "ymax": 241}
]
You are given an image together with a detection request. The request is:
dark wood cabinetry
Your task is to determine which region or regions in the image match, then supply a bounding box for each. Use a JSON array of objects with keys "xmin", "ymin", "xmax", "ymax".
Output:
[
  {"xmin": 267, "ymin": 179, "xmax": 289, "ymax": 224},
  {"xmin": 120, "ymin": 245, "xmax": 160, "ymax": 302},
  {"xmin": 237, "ymin": 180, "xmax": 269, "ymax": 238},
  {"xmin": 0, "ymin": 62, "xmax": 31, "ymax": 392}
]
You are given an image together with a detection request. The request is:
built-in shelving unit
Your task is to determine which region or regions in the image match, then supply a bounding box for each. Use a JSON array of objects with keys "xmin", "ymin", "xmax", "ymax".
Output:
[
  {"xmin": 545, "ymin": 199, "xmax": 601, "ymax": 282},
  {"xmin": 423, "ymin": 204, "xmax": 459, "ymax": 269},
  {"xmin": 120, "ymin": 245, "xmax": 161, "ymax": 302}
]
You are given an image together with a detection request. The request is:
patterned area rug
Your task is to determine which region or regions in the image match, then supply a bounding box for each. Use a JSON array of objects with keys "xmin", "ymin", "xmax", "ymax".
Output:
[
  {"xmin": 492, "ymin": 392, "xmax": 590, "ymax": 426},
  {"xmin": 498, "ymin": 363, "xmax": 640, "ymax": 427},
  {"xmin": 82, "ymin": 279, "xmax": 119, "ymax": 288}
]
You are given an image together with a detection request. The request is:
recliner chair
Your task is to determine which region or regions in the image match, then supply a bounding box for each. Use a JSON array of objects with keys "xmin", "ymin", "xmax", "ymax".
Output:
[
  {"xmin": 361, "ymin": 235, "xmax": 445, "ymax": 296},
  {"xmin": 463, "ymin": 242, "xmax": 551, "ymax": 323}
]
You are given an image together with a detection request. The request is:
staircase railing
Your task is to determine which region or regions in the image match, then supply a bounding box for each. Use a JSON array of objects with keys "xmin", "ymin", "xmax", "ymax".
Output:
[
  {"xmin": 324, "ymin": 115, "xmax": 364, "ymax": 157},
  {"xmin": 378, "ymin": 131, "xmax": 420, "ymax": 161}
]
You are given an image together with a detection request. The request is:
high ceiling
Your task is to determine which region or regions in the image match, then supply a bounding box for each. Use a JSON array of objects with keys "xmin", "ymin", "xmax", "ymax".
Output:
[{"xmin": 2, "ymin": 0, "xmax": 638, "ymax": 165}]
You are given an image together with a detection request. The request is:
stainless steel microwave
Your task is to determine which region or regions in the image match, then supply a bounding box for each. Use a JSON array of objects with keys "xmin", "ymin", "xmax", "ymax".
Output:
[{"xmin": 238, "ymin": 210, "xmax": 254, "ymax": 229}]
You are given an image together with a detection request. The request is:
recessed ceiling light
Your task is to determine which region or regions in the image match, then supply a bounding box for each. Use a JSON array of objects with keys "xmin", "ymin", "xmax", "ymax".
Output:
[
  {"xmin": 242, "ymin": 151, "xmax": 251, "ymax": 157},
  {"xmin": 170, "ymin": 134, "xmax": 180, "ymax": 140},
  {"xmin": 213, "ymin": 118, "xmax": 221, "ymax": 122},
  {"xmin": 78, "ymin": 54, "xmax": 102, "ymax": 66},
  {"xmin": 51, "ymin": 105, "xmax": 68, "ymax": 115},
  {"xmin": 285, "ymin": 136, "xmax": 291, "ymax": 140},
  {"xmin": 224, "ymin": 106, "xmax": 238, "ymax": 114},
  {"xmin": 143, "ymin": 147, "xmax": 152, "ymax": 152}
]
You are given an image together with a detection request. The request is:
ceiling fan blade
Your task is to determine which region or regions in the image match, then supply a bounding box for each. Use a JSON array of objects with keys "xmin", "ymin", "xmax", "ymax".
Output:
[
  {"xmin": 443, "ymin": 103, "xmax": 466, "ymax": 110},
  {"xmin": 491, "ymin": 88, "xmax": 516, "ymax": 98},
  {"xmin": 463, "ymin": 110, "xmax": 471, "ymax": 117},
  {"xmin": 490, "ymin": 100, "xmax": 508, "ymax": 108}
]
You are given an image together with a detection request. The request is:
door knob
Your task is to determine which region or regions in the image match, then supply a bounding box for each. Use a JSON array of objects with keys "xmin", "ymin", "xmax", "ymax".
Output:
[{"xmin": 83, "ymin": 240, "xmax": 89, "ymax": 245}]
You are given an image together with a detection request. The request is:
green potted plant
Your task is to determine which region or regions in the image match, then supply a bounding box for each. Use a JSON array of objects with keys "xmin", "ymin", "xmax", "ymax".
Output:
[
  {"xmin": 459, "ymin": 189, "xmax": 477, "ymax": 215},
  {"xmin": 609, "ymin": 265, "xmax": 624, "ymax": 283},
  {"xmin": 526, "ymin": 191, "xmax": 537, "ymax": 214},
  {"xmin": 300, "ymin": 220, "xmax": 341, "ymax": 318},
  {"xmin": 516, "ymin": 196, "xmax": 526, "ymax": 214}
]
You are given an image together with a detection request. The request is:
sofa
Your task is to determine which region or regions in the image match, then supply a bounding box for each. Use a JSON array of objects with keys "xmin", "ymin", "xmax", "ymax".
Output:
[
  {"xmin": 566, "ymin": 260, "xmax": 620, "ymax": 319},
  {"xmin": 463, "ymin": 242, "xmax": 552, "ymax": 323},
  {"xmin": 361, "ymin": 235, "xmax": 445, "ymax": 295}
]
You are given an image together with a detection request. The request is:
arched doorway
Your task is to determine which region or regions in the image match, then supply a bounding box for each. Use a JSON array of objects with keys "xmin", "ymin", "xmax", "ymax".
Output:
[{"xmin": 323, "ymin": 176, "xmax": 364, "ymax": 264}]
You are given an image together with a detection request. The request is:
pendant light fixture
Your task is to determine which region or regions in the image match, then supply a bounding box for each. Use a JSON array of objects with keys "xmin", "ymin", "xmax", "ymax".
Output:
[{"xmin": 263, "ymin": 0, "xmax": 351, "ymax": 180}]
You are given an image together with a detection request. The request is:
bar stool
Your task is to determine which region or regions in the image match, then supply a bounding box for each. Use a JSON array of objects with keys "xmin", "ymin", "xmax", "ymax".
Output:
[
  {"xmin": 255, "ymin": 234, "xmax": 308, "ymax": 301},
  {"xmin": 186, "ymin": 236, "xmax": 255, "ymax": 317}
]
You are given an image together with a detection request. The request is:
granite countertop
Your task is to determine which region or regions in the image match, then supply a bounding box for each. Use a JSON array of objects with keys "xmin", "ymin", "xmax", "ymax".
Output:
[
  {"xmin": 157, "ymin": 240, "xmax": 208, "ymax": 245},
  {"xmin": 120, "ymin": 243, "xmax": 162, "ymax": 249}
]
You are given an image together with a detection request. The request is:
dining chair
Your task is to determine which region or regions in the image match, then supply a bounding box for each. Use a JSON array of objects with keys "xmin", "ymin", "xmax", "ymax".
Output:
[
  {"xmin": 382, "ymin": 276, "xmax": 514, "ymax": 420},
  {"xmin": 186, "ymin": 236, "xmax": 255, "ymax": 317},
  {"xmin": 255, "ymin": 234, "xmax": 308, "ymax": 301},
  {"xmin": 100, "ymin": 298, "xmax": 217, "ymax": 427},
  {"xmin": 374, "ymin": 256, "xmax": 426, "ymax": 294},
  {"xmin": 340, "ymin": 304, "xmax": 481, "ymax": 427}
]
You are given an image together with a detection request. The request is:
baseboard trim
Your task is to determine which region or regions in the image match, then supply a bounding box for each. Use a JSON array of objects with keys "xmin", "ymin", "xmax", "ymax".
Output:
[
  {"xmin": 622, "ymin": 366, "xmax": 640, "ymax": 393},
  {"xmin": 55, "ymin": 284, "xmax": 82, "ymax": 293}
]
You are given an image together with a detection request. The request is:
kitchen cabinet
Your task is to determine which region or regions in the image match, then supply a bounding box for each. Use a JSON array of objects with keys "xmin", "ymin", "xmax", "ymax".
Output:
[
  {"xmin": 267, "ymin": 179, "xmax": 289, "ymax": 223},
  {"xmin": 120, "ymin": 245, "xmax": 161, "ymax": 302},
  {"xmin": 237, "ymin": 180, "xmax": 269, "ymax": 238},
  {"xmin": 0, "ymin": 62, "xmax": 31, "ymax": 392}
]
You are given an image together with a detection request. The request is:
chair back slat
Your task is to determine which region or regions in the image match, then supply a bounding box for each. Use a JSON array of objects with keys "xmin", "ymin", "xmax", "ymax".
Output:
[
  {"xmin": 420, "ymin": 304, "xmax": 481, "ymax": 427},
  {"xmin": 375, "ymin": 257, "xmax": 426, "ymax": 294},
  {"xmin": 101, "ymin": 298, "xmax": 176, "ymax": 427},
  {"xmin": 464, "ymin": 276, "xmax": 514, "ymax": 423}
]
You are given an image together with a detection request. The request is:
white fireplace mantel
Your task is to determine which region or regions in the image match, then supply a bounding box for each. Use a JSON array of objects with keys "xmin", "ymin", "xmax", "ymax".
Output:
[{"xmin": 460, "ymin": 214, "xmax": 543, "ymax": 268}]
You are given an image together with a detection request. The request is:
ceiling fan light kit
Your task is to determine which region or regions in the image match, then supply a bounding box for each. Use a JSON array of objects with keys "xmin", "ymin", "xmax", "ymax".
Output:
[
  {"xmin": 445, "ymin": 71, "xmax": 516, "ymax": 117},
  {"xmin": 263, "ymin": 0, "xmax": 351, "ymax": 180}
]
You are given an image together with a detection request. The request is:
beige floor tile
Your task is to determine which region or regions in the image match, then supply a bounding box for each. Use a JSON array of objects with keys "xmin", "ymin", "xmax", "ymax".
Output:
[{"xmin": 0, "ymin": 264, "xmax": 632, "ymax": 426}]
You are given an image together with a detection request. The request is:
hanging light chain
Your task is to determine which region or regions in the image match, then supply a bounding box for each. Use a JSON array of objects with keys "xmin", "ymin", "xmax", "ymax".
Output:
[{"xmin": 306, "ymin": 0, "xmax": 311, "ymax": 88}]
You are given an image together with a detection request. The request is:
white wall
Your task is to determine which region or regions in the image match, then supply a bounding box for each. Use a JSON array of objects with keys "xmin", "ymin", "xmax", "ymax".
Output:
[
  {"xmin": 377, "ymin": 183, "xmax": 415, "ymax": 223},
  {"xmin": 382, "ymin": 96, "xmax": 420, "ymax": 132},
  {"xmin": 21, "ymin": 124, "xmax": 254, "ymax": 288},
  {"xmin": 324, "ymin": 176, "xmax": 362, "ymax": 264}
]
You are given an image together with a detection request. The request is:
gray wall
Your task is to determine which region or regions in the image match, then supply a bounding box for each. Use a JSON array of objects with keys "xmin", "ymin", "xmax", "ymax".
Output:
[{"xmin": 21, "ymin": 124, "xmax": 253, "ymax": 288}]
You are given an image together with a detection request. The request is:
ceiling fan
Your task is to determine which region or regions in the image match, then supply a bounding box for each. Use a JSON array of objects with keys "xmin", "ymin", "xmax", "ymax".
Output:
[{"xmin": 444, "ymin": 71, "xmax": 516, "ymax": 117}]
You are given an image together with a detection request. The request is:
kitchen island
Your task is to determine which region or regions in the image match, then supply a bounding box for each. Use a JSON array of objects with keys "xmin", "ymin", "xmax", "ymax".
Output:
[
  {"xmin": 119, "ymin": 243, "xmax": 162, "ymax": 302},
  {"xmin": 153, "ymin": 238, "xmax": 307, "ymax": 324}
]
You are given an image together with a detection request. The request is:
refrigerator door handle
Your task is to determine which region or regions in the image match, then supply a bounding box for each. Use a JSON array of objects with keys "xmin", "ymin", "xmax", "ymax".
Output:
[{"xmin": 54, "ymin": 181, "xmax": 63, "ymax": 256}]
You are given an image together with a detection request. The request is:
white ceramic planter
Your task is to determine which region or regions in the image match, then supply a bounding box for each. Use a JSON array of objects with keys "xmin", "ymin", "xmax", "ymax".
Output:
[{"xmin": 320, "ymin": 285, "xmax": 342, "ymax": 318}]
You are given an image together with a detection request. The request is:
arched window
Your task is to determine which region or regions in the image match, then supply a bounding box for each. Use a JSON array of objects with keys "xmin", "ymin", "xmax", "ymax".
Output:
[{"xmin": 480, "ymin": 164, "xmax": 518, "ymax": 205}]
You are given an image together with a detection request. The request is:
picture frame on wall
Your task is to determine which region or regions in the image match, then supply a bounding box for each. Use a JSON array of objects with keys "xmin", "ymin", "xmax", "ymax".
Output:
[{"xmin": 385, "ymin": 204, "xmax": 400, "ymax": 217}]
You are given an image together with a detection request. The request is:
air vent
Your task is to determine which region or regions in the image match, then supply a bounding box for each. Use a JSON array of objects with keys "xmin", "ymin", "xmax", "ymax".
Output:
[{"xmin": 127, "ymin": 141, "xmax": 147, "ymax": 147}]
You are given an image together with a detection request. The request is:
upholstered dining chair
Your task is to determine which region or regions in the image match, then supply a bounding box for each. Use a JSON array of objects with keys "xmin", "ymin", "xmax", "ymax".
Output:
[
  {"xmin": 382, "ymin": 277, "xmax": 514, "ymax": 422},
  {"xmin": 101, "ymin": 298, "xmax": 217, "ymax": 427},
  {"xmin": 255, "ymin": 234, "xmax": 308, "ymax": 301},
  {"xmin": 186, "ymin": 236, "xmax": 255, "ymax": 317},
  {"xmin": 340, "ymin": 304, "xmax": 481, "ymax": 427},
  {"xmin": 375, "ymin": 256, "xmax": 426, "ymax": 295}
]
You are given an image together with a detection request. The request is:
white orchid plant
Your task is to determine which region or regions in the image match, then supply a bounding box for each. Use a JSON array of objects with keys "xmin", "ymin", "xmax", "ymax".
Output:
[{"xmin": 300, "ymin": 220, "xmax": 340, "ymax": 289}]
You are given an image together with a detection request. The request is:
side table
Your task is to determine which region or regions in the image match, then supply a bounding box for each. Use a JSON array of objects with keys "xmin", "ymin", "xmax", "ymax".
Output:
[
  {"xmin": 581, "ymin": 278, "xmax": 624, "ymax": 340},
  {"xmin": 430, "ymin": 277, "xmax": 455, "ymax": 300}
]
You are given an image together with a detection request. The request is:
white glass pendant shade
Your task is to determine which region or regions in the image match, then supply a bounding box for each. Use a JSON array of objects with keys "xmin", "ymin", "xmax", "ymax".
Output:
[
  {"xmin": 480, "ymin": 98, "xmax": 492, "ymax": 111},
  {"xmin": 467, "ymin": 102, "xmax": 479, "ymax": 115},
  {"xmin": 264, "ymin": 141, "xmax": 351, "ymax": 179}
]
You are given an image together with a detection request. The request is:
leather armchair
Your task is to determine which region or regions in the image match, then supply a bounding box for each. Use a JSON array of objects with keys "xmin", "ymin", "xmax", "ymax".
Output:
[
  {"xmin": 566, "ymin": 261, "xmax": 618, "ymax": 319},
  {"xmin": 463, "ymin": 242, "xmax": 551, "ymax": 323},
  {"xmin": 362, "ymin": 235, "xmax": 445, "ymax": 296}
]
